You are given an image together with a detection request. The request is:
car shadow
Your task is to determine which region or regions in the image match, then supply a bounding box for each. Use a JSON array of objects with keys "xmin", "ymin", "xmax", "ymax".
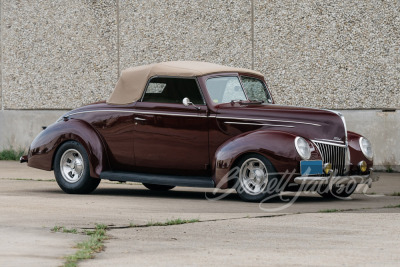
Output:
[
  {"xmin": 93, "ymin": 187, "xmax": 369, "ymax": 203},
  {"xmin": 36, "ymin": 185, "xmax": 361, "ymax": 204},
  {"xmin": 93, "ymin": 187, "xmax": 243, "ymax": 201}
]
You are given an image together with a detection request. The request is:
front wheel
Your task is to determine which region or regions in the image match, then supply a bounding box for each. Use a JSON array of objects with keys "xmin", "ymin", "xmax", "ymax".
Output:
[
  {"xmin": 54, "ymin": 141, "xmax": 100, "ymax": 194},
  {"xmin": 234, "ymin": 154, "xmax": 280, "ymax": 202}
]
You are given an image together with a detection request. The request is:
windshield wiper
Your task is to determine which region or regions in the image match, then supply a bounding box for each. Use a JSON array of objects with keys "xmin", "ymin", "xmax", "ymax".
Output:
[
  {"xmin": 230, "ymin": 99, "xmax": 242, "ymax": 105},
  {"xmin": 239, "ymin": 99, "xmax": 264, "ymax": 105}
]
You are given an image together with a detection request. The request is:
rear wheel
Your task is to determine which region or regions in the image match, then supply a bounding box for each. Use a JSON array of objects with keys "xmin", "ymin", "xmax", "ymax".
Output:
[
  {"xmin": 54, "ymin": 141, "xmax": 100, "ymax": 194},
  {"xmin": 318, "ymin": 183, "xmax": 357, "ymax": 199},
  {"xmin": 143, "ymin": 183, "xmax": 175, "ymax": 191},
  {"xmin": 234, "ymin": 154, "xmax": 280, "ymax": 202}
]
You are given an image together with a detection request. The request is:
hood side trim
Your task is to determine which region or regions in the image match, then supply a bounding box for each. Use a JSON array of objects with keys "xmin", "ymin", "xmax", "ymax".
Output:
[{"xmin": 217, "ymin": 116, "xmax": 321, "ymax": 127}]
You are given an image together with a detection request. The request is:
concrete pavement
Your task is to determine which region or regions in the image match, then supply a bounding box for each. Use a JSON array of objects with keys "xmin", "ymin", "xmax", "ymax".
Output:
[
  {"xmin": 81, "ymin": 213, "xmax": 400, "ymax": 267},
  {"xmin": 0, "ymin": 161, "xmax": 399, "ymax": 266}
]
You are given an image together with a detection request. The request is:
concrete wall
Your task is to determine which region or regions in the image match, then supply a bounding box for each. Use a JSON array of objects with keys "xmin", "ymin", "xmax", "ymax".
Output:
[
  {"xmin": 1, "ymin": 0, "xmax": 398, "ymax": 110},
  {"xmin": 341, "ymin": 110, "xmax": 400, "ymax": 171},
  {"xmin": 0, "ymin": 110, "xmax": 65, "ymax": 151},
  {"xmin": 0, "ymin": 0, "xmax": 399, "ymax": 168},
  {"xmin": 254, "ymin": 1, "xmax": 400, "ymax": 109},
  {"xmin": 1, "ymin": 1, "xmax": 117, "ymax": 109}
]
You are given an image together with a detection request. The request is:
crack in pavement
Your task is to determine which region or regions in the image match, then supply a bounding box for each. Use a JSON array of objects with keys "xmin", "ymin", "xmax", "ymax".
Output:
[
  {"xmin": 78, "ymin": 202, "xmax": 400, "ymax": 231},
  {"xmin": 80, "ymin": 213, "xmax": 292, "ymax": 230},
  {"xmin": 46, "ymin": 202, "xmax": 400, "ymax": 266}
]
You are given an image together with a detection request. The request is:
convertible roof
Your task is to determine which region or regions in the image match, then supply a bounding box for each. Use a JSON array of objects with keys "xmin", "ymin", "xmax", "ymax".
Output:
[{"xmin": 107, "ymin": 61, "xmax": 263, "ymax": 105}]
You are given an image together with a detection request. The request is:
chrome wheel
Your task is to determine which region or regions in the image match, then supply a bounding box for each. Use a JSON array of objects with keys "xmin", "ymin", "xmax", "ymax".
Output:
[
  {"xmin": 239, "ymin": 158, "xmax": 269, "ymax": 195},
  {"xmin": 54, "ymin": 141, "xmax": 100, "ymax": 194},
  {"xmin": 60, "ymin": 149, "xmax": 85, "ymax": 183}
]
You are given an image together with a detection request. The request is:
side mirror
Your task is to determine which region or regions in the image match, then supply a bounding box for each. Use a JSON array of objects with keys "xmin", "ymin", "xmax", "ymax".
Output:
[
  {"xmin": 182, "ymin": 97, "xmax": 200, "ymax": 110},
  {"xmin": 182, "ymin": 97, "xmax": 191, "ymax": 107}
]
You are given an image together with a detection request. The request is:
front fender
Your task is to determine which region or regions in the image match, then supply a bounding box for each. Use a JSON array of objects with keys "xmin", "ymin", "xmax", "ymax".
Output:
[
  {"xmin": 28, "ymin": 119, "xmax": 109, "ymax": 178},
  {"xmin": 347, "ymin": 131, "xmax": 373, "ymax": 173},
  {"xmin": 213, "ymin": 130, "xmax": 320, "ymax": 189}
]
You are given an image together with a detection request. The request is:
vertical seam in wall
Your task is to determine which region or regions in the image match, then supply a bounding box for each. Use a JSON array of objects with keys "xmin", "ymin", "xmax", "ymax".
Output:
[
  {"xmin": 0, "ymin": 0, "xmax": 3, "ymax": 110},
  {"xmin": 251, "ymin": 0, "xmax": 254, "ymax": 70},
  {"xmin": 117, "ymin": 0, "xmax": 120, "ymax": 79}
]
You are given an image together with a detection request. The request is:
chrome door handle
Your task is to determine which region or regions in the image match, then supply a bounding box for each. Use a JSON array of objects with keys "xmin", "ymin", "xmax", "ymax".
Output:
[{"xmin": 134, "ymin": 117, "xmax": 146, "ymax": 121}]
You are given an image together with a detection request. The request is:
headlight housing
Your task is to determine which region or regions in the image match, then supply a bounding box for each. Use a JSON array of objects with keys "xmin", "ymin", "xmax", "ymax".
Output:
[
  {"xmin": 295, "ymin": 137, "xmax": 311, "ymax": 160},
  {"xmin": 359, "ymin": 137, "xmax": 373, "ymax": 161}
]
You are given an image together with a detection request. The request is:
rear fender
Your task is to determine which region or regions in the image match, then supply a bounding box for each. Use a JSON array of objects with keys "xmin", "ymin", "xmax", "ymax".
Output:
[{"xmin": 28, "ymin": 119, "xmax": 109, "ymax": 178}]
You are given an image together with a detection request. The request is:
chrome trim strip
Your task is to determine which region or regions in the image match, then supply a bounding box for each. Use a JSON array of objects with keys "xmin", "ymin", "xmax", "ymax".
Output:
[
  {"xmin": 314, "ymin": 138, "xmax": 344, "ymax": 144},
  {"xmin": 224, "ymin": 121, "xmax": 294, "ymax": 128},
  {"xmin": 134, "ymin": 117, "xmax": 146, "ymax": 121},
  {"xmin": 312, "ymin": 140, "xmax": 347, "ymax": 148},
  {"xmin": 66, "ymin": 110, "xmax": 322, "ymax": 124},
  {"xmin": 135, "ymin": 110, "xmax": 207, "ymax": 118},
  {"xmin": 67, "ymin": 110, "xmax": 134, "ymax": 116},
  {"xmin": 66, "ymin": 109, "xmax": 208, "ymax": 118},
  {"xmin": 217, "ymin": 116, "xmax": 321, "ymax": 127}
]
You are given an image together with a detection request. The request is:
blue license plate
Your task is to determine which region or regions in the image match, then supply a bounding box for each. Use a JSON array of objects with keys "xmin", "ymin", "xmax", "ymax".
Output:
[{"xmin": 300, "ymin": 160, "xmax": 323, "ymax": 176}]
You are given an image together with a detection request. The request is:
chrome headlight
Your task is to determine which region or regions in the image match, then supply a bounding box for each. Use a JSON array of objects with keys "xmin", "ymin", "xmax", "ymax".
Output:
[
  {"xmin": 295, "ymin": 137, "xmax": 311, "ymax": 160},
  {"xmin": 359, "ymin": 137, "xmax": 373, "ymax": 161}
]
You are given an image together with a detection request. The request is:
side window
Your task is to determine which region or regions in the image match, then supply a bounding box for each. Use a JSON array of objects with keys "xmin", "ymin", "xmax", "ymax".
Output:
[
  {"xmin": 146, "ymin": 82, "xmax": 166, "ymax": 93},
  {"xmin": 241, "ymin": 76, "xmax": 272, "ymax": 103},
  {"xmin": 142, "ymin": 77, "xmax": 204, "ymax": 104}
]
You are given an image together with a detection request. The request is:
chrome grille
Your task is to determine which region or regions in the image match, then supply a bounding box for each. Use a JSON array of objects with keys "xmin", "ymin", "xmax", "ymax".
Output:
[{"xmin": 313, "ymin": 141, "xmax": 347, "ymax": 176}]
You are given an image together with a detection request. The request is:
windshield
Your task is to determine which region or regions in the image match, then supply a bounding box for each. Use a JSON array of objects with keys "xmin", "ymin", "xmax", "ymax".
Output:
[
  {"xmin": 206, "ymin": 76, "xmax": 272, "ymax": 104},
  {"xmin": 241, "ymin": 76, "xmax": 272, "ymax": 103},
  {"xmin": 206, "ymin": 76, "xmax": 246, "ymax": 104}
]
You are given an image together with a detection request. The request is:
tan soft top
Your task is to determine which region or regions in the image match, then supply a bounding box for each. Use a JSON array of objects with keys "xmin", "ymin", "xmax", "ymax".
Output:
[{"xmin": 107, "ymin": 61, "xmax": 263, "ymax": 105}]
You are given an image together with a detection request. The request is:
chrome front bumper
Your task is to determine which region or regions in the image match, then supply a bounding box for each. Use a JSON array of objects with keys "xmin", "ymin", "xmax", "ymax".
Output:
[{"xmin": 293, "ymin": 168, "xmax": 379, "ymax": 188}]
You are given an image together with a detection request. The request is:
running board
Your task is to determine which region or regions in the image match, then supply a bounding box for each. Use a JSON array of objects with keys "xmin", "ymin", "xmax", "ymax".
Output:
[{"xmin": 100, "ymin": 171, "xmax": 215, "ymax": 188}]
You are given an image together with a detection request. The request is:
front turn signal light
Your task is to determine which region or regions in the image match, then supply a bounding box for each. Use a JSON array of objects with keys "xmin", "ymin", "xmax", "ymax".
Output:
[
  {"xmin": 323, "ymin": 163, "xmax": 332, "ymax": 175},
  {"xmin": 358, "ymin": 161, "xmax": 367, "ymax": 173}
]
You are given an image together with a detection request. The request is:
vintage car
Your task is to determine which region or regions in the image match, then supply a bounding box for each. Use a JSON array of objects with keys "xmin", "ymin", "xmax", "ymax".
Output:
[{"xmin": 21, "ymin": 61, "xmax": 378, "ymax": 202}]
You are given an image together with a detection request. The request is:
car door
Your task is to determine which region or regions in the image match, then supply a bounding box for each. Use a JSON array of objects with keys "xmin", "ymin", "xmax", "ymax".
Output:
[{"xmin": 133, "ymin": 77, "xmax": 210, "ymax": 176}]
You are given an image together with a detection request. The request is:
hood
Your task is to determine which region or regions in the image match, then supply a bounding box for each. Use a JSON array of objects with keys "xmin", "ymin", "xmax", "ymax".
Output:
[{"xmin": 215, "ymin": 103, "xmax": 347, "ymax": 144}]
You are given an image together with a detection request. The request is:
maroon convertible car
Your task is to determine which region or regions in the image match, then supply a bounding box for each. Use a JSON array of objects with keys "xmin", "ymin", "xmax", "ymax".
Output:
[{"xmin": 22, "ymin": 61, "xmax": 378, "ymax": 202}]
